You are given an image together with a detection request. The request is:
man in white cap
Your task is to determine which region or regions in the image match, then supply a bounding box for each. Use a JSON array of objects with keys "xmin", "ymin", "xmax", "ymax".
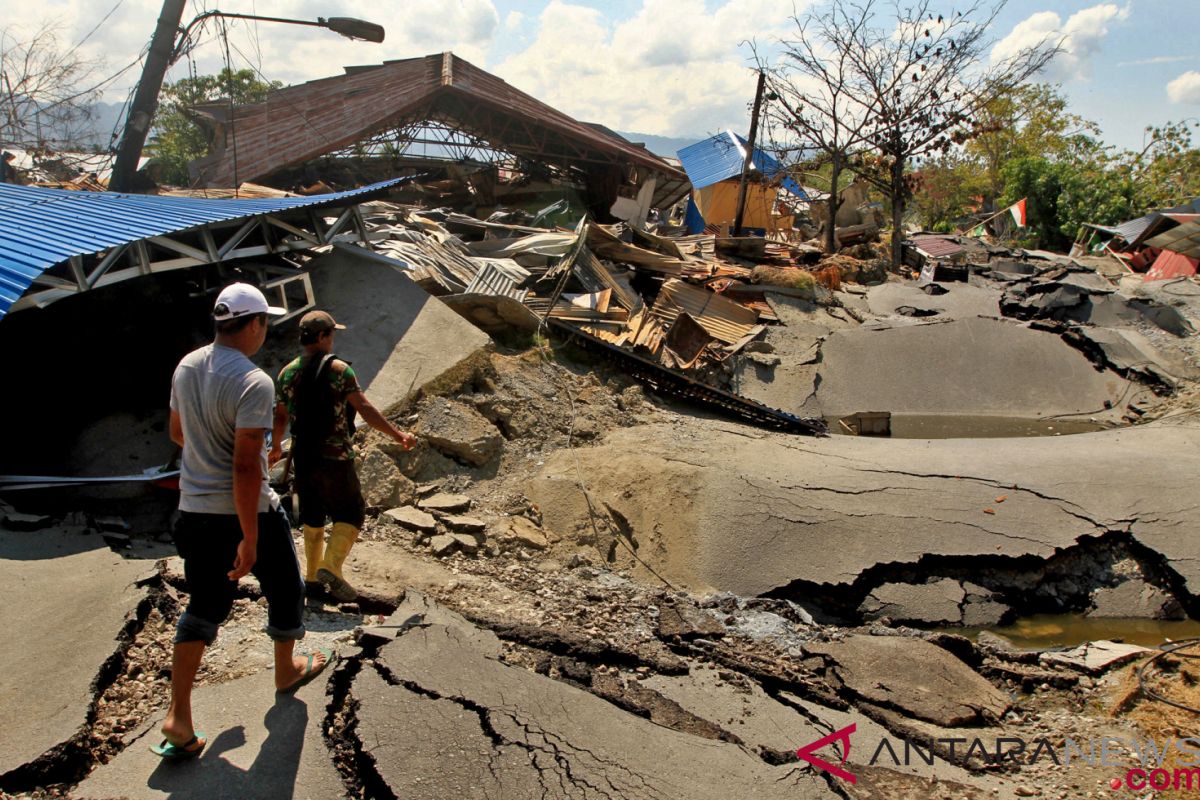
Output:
[
  {"xmin": 273, "ymin": 309, "xmax": 416, "ymax": 602},
  {"xmin": 156, "ymin": 283, "xmax": 331, "ymax": 761}
]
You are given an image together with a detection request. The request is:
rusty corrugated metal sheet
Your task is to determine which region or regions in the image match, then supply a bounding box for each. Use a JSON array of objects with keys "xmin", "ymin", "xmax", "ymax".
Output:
[
  {"xmin": 192, "ymin": 53, "xmax": 685, "ymax": 188},
  {"xmin": 463, "ymin": 261, "xmax": 529, "ymax": 301},
  {"xmin": 650, "ymin": 279, "xmax": 759, "ymax": 344},
  {"xmin": 1145, "ymin": 248, "xmax": 1199, "ymax": 281},
  {"xmin": 907, "ymin": 235, "xmax": 965, "ymax": 259}
]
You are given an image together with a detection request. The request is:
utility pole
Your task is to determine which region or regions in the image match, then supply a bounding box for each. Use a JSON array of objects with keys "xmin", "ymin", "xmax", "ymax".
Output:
[
  {"xmin": 109, "ymin": 0, "xmax": 187, "ymax": 193},
  {"xmin": 732, "ymin": 70, "xmax": 766, "ymax": 237}
]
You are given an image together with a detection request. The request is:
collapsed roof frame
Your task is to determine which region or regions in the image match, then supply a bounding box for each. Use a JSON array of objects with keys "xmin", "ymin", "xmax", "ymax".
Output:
[
  {"xmin": 0, "ymin": 177, "xmax": 411, "ymax": 319},
  {"xmin": 188, "ymin": 52, "xmax": 690, "ymax": 212}
]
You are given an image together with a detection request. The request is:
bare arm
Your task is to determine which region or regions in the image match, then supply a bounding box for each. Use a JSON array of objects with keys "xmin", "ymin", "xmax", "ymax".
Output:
[
  {"xmin": 347, "ymin": 391, "xmax": 416, "ymax": 450},
  {"xmin": 169, "ymin": 409, "xmax": 185, "ymax": 447},
  {"xmin": 270, "ymin": 402, "xmax": 289, "ymax": 465},
  {"xmin": 229, "ymin": 428, "xmax": 264, "ymax": 579}
]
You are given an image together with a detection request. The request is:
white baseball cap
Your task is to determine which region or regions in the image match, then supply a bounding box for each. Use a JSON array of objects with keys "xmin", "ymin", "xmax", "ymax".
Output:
[{"xmin": 212, "ymin": 282, "xmax": 286, "ymax": 321}]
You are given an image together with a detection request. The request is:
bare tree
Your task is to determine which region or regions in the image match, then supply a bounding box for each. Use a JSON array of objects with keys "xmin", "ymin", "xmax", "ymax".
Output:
[
  {"xmin": 1, "ymin": 23, "xmax": 103, "ymax": 153},
  {"xmin": 841, "ymin": 0, "xmax": 1058, "ymax": 266},
  {"xmin": 757, "ymin": 3, "xmax": 879, "ymax": 253}
]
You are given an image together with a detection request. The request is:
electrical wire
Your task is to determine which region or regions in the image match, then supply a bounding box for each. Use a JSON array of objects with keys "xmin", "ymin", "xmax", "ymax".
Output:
[{"xmin": 62, "ymin": 0, "xmax": 127, "ymax": 61}]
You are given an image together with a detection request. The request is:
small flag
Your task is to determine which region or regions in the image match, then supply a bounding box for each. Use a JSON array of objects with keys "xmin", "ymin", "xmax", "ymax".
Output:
[{"xmin": 1009, "ymin": 198, "xmax": 1028, "ymax": 228}]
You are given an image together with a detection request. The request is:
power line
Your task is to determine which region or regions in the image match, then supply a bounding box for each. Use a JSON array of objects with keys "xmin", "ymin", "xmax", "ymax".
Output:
[{"xmin": 63, "ymin": 0, "xmax": 127, "ymax": 61}]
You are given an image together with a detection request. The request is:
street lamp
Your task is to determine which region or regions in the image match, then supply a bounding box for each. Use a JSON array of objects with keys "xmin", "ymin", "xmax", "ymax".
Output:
[{"xmin": 109, "ymin": 3, "xmax": 385, "ymax": 192}]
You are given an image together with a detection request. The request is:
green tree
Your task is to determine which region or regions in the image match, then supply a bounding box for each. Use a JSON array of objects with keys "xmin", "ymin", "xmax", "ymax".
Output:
[
  {"xmin": 966, "ymin": 83, "xmax": 1100, "ymax": 201},
  {"xmin": 146, "ymin": 68, "xmax": 280, "ymax": 186},
  {"xmin": 911, "ymin": 150, "xmax": 985, "ymax": 230},
  {"xmin": 1125, "ymin": 120, "xmax": 1200, "ymax": 213}
]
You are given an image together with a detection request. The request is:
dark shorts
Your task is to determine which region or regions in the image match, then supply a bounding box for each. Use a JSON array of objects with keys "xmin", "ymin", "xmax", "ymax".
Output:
[
  {"xmin": 294, "ymin": 456, "xmax": 366, "ymax": 528},
  {"xmin": 172, "ymin": 505, "xmax": 305, "ymax": 645}
]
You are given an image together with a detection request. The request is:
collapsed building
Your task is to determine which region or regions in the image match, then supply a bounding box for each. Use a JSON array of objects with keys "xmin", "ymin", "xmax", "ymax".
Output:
[{"xmin": 185, "ymin": 52, "xmax": 690, "ymax": 224}]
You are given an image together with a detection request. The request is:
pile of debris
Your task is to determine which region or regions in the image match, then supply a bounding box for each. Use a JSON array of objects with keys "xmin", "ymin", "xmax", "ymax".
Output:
[{"xmin": 351, "ymin": 204, "xmax": 870, "ymax": 432}]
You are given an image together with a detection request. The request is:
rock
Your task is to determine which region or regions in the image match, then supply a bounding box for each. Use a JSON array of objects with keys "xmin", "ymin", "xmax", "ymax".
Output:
[
  {"xmin": 858, "ymin": 578, "xmax": 965, "ymax": 625},
  {"xmin": 416, "ymin": 482, "xmax": 441, "ymax": 497},
  {"xmin": 93, "ymin": 515, "xmax": 131, "ymax": 533},
  {"xmin": 443, "ymin": 515, "xmax": 486, "ymax": 533},
  {"xmin": 2, "ymin": 511, "xmax": 54, "ymax": 531},
  {"xmin": 429, "ymin": 534, "xmax": 458, "ymax": 557},
  {"xmin": 657, "ymin": 602, "xmax": 726, "ymax": 640},
  {"xmin": 493, "ymin": 516, "xmax": 550, "ymax": 551},
  {"xmin": 806, "ymin": 634, "xmax": 1011, "ymax": 726},
  {"xmin": 415, "ymin": 396, "xmax": 504, "ymax": 466},
  {"xmin": 382, "ymin": 506, "xmax": 438, "ymax": 533},
  {"xmin": 418, "ymin": 493, "xmax": 472, "ymax": 514},
  {"xmin": 1040, "ymin": 640, "xmax": 1153, "ymax": 675},
  {"xmin": 1088, "ymin": 579, "xmax": 1183, "ymax": 620},
  {"xmin": 976, "ymin": 631, "xmax": 1019, "ymax": 653},
  {"xmin": 451, "ymin": 533, "xmax": 480, "ymax": 555},
  {"xmin": 356, "ymin": 449, "xmax": 417, "ymax": 508}
]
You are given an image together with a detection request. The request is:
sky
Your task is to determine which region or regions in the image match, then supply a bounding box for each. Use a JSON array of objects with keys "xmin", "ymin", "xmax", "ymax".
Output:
[{"xmin": 10, "ymin": 0, "xmax": 1200, "ymax": 153}]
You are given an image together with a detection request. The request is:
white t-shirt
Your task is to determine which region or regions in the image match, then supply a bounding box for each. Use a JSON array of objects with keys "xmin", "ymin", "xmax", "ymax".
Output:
[{"xmin": 170, "ymin": 343, "xmax": 279, "ymax": 514}]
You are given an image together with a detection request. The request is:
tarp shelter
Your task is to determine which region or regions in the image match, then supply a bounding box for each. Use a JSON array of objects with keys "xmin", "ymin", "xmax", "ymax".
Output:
[{"xmin": 676, "ymin": 131, "xmax": 807, "ymax": 234}]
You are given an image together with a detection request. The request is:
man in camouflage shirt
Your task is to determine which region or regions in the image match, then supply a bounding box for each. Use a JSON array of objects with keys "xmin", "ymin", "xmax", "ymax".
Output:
[{"xmin": 273, "ymin": 310, "xmax": 416, "ymax": 601}]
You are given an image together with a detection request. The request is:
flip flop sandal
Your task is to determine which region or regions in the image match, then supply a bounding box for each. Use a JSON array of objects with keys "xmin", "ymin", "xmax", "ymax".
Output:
[
  {"xmin": 277, "ymin": 648, "xmax": 335, "ymax": 695},
  {"xmin": 151, "ymin": 732, "xmax": 206, "ymax": 760}
]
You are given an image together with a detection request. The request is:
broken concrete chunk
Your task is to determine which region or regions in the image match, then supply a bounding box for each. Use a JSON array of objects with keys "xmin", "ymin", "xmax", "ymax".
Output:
[
  {"xmin": 414, "ymin": 396, "xmax": 504, "ymax": 466},
  {"xmin": 1088, "ymin": 579, "xmax": 1184, "ymax": 620},
  {"xmin": 450, "ymin": 533, "xmax": 480, "ymax": 554},
  {"xmin": 1040, "ymin": 640, "xmax": 1153, "ymax": 675},
  {"xmin": 356, "ymin": 448, "xmax": 417, "ymax": 508},
  {"xmin": 418, "ymin": 492, "xmax": 472, "ymax": 513},
  {"xmin": 806, "ymin": 634, "xmax": 1011, "ymax": 726},
  {"xmin": 382, "ymin": 506, "xmax": 438, "ymax": 533},
  {"xmin": 2, "ymin": 510, "xmax": 54, "ymax": 531},
  {"xmin": 429, "ymin": 534, "xmax": 458, "ymax": 557},
  {"xmin": 493, "ymin": 516, "xmax": 550, "ymax": 551},
  {"xmin": 657, "ymin": 602, "xmax": 726, "ymax": 640},
  {"xmin": 443, "ymin": 514, "xmax": 485, "ymax": 533},
  {"xmin": 858, "ymin": 578, "xmax": 965, "ymax": 625}
]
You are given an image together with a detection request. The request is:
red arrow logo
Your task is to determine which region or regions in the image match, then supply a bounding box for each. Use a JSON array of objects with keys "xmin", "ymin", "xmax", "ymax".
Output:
[{"xmin": 796, "ymin": 723, "xmax": 857, "ymax": 784}]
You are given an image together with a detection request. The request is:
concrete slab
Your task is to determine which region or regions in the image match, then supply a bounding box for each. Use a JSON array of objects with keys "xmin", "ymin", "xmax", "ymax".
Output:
[
  {"xmin": 529, "ymin": 421, "xmax": 1199, "ymax": 597},
  {"xmin": 1039, "ymin": 640, "xmax": 1153, "ymax": 675},
  {"xmin": 0, "ymin": 527, "xmax": 155, "ymax": 778},
  {"xmin": 811, "ymin": 317, "xmax": 1131, "ymax": 418},
  {"xmin": 76, "ymin": 670, "xmax": 343, "ymax": 800},
  {"xmin": 867, "ymin": 283, "xmax": 1000, "ymax": 319},
  {"xmin": 258, "ymin": 245, "xmax": 491, "ymax": 415},
  {"xmin": 805, "ymin": 635, "xmax": 1010, "ymax": 726},
  {"xmin": 362, "ymin": 623, "xmax": 832, "ymax": 799}
]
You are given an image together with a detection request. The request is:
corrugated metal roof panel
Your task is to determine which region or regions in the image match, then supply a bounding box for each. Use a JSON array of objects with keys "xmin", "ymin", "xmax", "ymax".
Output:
[
  {"xmin": 676, "ymin": 131, "xmax": 807, "ymax": 198},
  {"xmin": 1146, "ymin": 214, "xmax": 1200, "ymax": 259},
  {"xmin": 0, "ymin": 177, "xmax": 408, "ymax": 318},
  {"xmin": 650, "ymin": 278, "xmax": 759, "ymax": 344},
  {"xmin": 907, "ymin": 235, "xmax": 965, "ymax": 259},
  {"xmin": 1145, "ymin": 248, "xmax": 1199, "ymax": 281}
]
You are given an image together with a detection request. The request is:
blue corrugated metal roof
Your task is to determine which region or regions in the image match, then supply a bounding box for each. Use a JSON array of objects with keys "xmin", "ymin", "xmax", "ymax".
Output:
[
  {"xmin": 676, "ymin": 131, "xmax": 807, "ymax": 198},
  {"xmin": 0, "ymin": 177, "xmax": 409, "ymax": 319}
]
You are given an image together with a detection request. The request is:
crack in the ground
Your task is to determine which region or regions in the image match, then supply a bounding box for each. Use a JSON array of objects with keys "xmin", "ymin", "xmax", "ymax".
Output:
[
  {"xmin": 0, "ymin": 571, "xmax": 173, "ymax": 796},
  {"xmin": 370, "ymin": 658, "xmax": 652, "ymax": 799}
]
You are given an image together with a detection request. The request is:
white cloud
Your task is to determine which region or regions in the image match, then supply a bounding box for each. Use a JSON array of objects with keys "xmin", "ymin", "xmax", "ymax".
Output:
[
  {"xmin": 1167, "ymin": 71, "xmax": 1200, "ymax": 105},
  {"xmin": 495, "ymin": 0, "xmax": 806, "ymax": 138},
  {"xmin": 991, "ymin": 3, "xmax": 1129, "ymax": 81},
  {"xmin": 504, "ymin": 11, "xmax": 526, "ymax": 31},
  {"xmin": 23, "ymin": 0, "xmax": 500, "ymax": 100},
  {"xmin": 1117, "ymin": 55, "xmax": 1192, "ymax": 67}
]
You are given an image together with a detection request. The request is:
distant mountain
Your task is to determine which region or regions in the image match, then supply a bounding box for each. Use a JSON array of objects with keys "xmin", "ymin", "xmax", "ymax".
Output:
[{"xmin": 617, "ymin": 131, "xmax": 706, "ymax": 159}]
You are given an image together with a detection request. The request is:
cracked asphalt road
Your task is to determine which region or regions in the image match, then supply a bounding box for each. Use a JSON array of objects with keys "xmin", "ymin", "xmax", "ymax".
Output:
[{"xmin": 531, "ymin": 419, "xmax": 1200, "ymax": 598}]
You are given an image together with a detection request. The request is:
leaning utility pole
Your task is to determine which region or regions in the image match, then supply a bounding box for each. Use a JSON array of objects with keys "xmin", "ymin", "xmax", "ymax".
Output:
[
  {"xmin": 732, "ymin": 70, "xmax": 766, "ymax": 237},
  {"xmin": 109, "ymin": 0, "xmax": 187, "ymax": 193}
]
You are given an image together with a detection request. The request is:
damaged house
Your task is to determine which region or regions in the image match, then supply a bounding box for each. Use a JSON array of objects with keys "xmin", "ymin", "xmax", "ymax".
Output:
[{"xmin": 185, "ymin": 52, "xmax": 690, "ymax": 222}]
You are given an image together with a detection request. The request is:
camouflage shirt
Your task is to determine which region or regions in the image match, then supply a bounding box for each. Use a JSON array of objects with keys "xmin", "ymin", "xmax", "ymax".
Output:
[{"xmin": 277, "ymin": 355, "xmax": 361, "ymax": 461}]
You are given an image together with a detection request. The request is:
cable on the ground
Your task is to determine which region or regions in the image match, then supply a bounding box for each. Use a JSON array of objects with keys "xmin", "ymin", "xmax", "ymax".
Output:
[{"xmin": 1137, "ymin": 638, "xmax": 1200, "ymax": 714}]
